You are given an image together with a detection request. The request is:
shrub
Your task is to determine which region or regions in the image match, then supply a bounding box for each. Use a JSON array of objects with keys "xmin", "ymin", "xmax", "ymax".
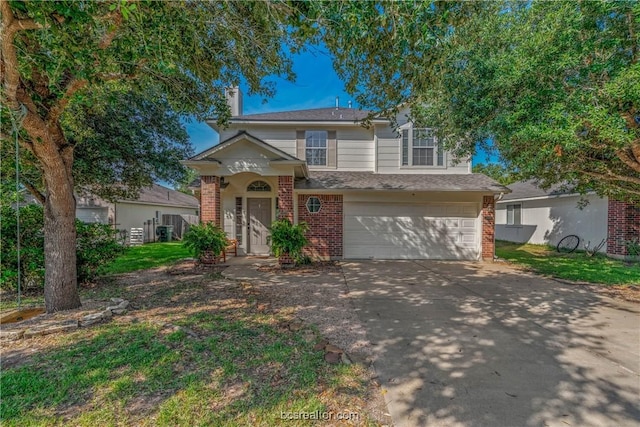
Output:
[
  {"xmin": 0, "ymin": 204, "xmax": 45, "ymax": 292},
  {"xmin": 182, "ymin": 222, "xmax": 228, "ymax": 260},
  {"xmin": 268, "ymin": 219, "xmax": 309, "ymax": 263},
  {"xmin": 0, "ymin": 204, "xmax": 125, "ymax": 291},
  {"xmin": 76, "ymin": 221, "xmax": 126, "ymax": 282}
]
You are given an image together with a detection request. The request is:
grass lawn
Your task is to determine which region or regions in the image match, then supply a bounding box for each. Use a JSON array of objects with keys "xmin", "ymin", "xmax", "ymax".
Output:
[
  {"xmin": 101, "ymin": 242, "xmax": 192, "ymax": 275},
  {"xmin": 0, "ymin": 243, "xmax": 191, "ymax": 313},
  {"xmin": 1, "ymin": 269, "xmax": 381, "ymax": 426},
  {"xmin": 496, "ymin": 240, "xmax": 640, "ymax": 285}
]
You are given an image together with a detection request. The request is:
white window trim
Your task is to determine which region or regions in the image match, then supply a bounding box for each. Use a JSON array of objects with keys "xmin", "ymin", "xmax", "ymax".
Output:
[
  {"xmin": 400, "ymin": 126, "xmax": 447, "ymax": 169},
  {"xmin": 506, "ymin": 203, "xmax": 522, "ymax": 226},
  {"xmin": 305, "ymin": 130, "xmax": 328, "ymax": 167},
  {"xmin": 305, "ymin": 196, "xmax": 322, "ymax": 213}
]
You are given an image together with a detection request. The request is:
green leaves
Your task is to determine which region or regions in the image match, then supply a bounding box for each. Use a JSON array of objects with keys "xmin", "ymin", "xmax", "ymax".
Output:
[
  {"xmin": 319, "ymin": 0, "xmax": 639, "ymax": 199},
  {"xmin": 182, "ymin": 223, "xmax": 228, "ymax": 259},
  {"xmin": 268, "ymin": 219, "xmax": 309, "ymax": 262}
]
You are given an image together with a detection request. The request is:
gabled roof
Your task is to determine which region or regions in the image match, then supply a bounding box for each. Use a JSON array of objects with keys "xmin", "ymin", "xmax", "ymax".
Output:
[
  {"xmin": 295, "ymin": 172, "xmax": 509, "ymax": 193},
  {"xmin": 118, "ymin": 184, "xmax": 199, "ymax": 208},
  {"xmin": 189, "ymin": 131, "xmax": 300, "ymax": 161},
  {"xmin": 230, "ymin": 107, "xmax": 376, "ymax": 122},
  {"xmin": 501, "ymin": 180, "xmax": 576, "ymax": 201}
]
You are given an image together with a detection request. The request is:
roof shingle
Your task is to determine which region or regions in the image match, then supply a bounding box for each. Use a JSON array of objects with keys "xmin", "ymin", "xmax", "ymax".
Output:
[
  {"xmin": 295, "ymin": 172, "xmax": 508, "ymax": 193},
  {"xmin": 232, "ymin": 107, "xmax": 375, "ymax": 122}
]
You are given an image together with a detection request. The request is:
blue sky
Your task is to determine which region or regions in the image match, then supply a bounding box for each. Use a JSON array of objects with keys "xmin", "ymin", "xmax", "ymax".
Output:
[{"xmin": 185, "ymin": 47, "xmax": 497, "ymax": 164}]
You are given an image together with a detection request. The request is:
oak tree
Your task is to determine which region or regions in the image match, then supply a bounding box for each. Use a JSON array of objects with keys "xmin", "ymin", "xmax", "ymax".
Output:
[{"xmin": 1, "ymin": 0, "xmax": 301, "ymax": 311}]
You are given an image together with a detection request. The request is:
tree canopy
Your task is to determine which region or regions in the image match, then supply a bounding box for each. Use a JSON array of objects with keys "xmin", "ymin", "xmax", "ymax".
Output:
[
  {"xmin": 314, "ymin": 0, "xmax": 640, "ymax": 199},
  {"xmin": 1, "ymin": 0, "xmax": 305, "ymax": 311}
]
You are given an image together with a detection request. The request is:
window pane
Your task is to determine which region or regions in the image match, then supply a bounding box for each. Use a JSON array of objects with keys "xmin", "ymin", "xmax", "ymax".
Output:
[
  {"xmin": 437, "ymin": 146, "xmax": 444, "ymax": 166},
  {"xmin": 413, "ymin": 147, "xmax": 427, "ymax": 165},
  {"xmin": 514, "ymin": 204, "xmax": 521, "ymax": 225},
  {"xmin": 413, "ymin": 128, "xmax": 435, "ymax": 147},
  {"xmin": 306, "ymin": 131, "xmax": 327, "ymax": 148},
  {"xmin": 413, "ymin": 148, "xmax": 434, "ymax": 166},
  {"xmin": 306, "ymin": 148, "xmax": 326, "ymax": 166},
  {"xmin": 402, "ymin": 130, "xmax": 409, "ymax": 166},
  {"xmin": 507, "ymin": 205, "xmax": 514, "ymax": 224}
]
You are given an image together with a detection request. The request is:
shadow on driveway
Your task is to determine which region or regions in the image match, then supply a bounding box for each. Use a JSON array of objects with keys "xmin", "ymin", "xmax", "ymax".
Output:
[{"xmin": 342, "ymin": 260, "xmax": 640, "ymax": 427}]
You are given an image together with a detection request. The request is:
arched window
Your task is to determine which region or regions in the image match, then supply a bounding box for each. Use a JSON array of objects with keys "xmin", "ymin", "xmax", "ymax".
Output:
[{"xmin": 247, "ymin": 180, "xmax": 271, "ymax": 192}]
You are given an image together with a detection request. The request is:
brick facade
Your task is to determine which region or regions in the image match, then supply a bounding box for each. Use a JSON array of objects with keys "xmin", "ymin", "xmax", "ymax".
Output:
[
  {"xmin": 277, "ymin": 175, "xmax": 294, "ymax": 221},
  {"xmin": 200, "ymin": 176, "xmax": 221, "ymax": 225},
  {"xmin": 482, "ymin": 195, "xmax": 496, "ymax": 261},
  {"xmin": 607, "ymin": 199, "xmax": 640, "ymax": 257},
  {"xmin": 298, "ymin": 194, "xmax": 343, "ymax": 259}
]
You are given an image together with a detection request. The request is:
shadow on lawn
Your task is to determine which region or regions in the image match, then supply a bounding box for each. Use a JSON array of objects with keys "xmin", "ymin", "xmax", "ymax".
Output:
[
  {"xmin": 0, "ymin": 275, "xmax": 340, "ymax": 426},
  {"xmin": 342, "ymin": 260, "xmax": 640, "ymax": 427}
]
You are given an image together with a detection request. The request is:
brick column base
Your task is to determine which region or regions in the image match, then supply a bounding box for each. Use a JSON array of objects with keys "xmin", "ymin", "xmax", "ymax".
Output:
[
  {"xmin": 200, "ymin": 176, "xmax": 221, "ymax": 225},
  {"xmin": 277, "ymin": 175, "xmax": 294, "ymax": 221},
  {"xmin": 607, "ymin": 199, "xmax": 640, "ymax": 257},
  {"xmin": 482, "ymin": 195, "xmax": 496, "ymax": 261}
]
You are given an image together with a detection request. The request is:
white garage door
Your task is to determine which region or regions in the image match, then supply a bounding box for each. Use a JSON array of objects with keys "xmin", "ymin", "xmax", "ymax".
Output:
[
  {"xmin": 76, "ymin": 207, "xmax": 109, "ymax": 224},
  {"xmin": 344, "ymin": 202, "xmax": 479, "ymax": 260}
]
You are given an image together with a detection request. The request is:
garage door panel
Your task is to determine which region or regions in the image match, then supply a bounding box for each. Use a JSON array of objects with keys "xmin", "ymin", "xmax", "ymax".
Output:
[{"xmin": 344, "ymin": 202, "xmax": 479, "ymax": 260}]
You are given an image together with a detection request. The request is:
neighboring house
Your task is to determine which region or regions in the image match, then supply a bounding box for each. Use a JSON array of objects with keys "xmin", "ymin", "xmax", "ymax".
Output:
[
  {"xmin": 183, "ymin": 89, "xmax": 508, "ymax": 260},
  {"xmin": 496, "ymin": 180, "xmax": 640, "ymax": 258},
  {"xmin": 76, "ymin": 184, "xmax": 199, "ymax": 241}
]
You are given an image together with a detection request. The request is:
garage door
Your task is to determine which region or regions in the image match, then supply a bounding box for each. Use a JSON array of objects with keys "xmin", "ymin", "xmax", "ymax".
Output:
[{"xmin": 344, "ymin": 202, "xmax": 479, "ymax": 260}]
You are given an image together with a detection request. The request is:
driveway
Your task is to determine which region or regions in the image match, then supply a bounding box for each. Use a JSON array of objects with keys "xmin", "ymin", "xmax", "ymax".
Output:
[{"xmin": 342, "ymin": 260, "xmax": 640, "ymax": 427}]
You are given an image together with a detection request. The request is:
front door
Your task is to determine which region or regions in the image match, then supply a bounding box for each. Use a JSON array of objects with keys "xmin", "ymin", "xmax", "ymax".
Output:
[{"xmin": 247, "ymin": 198, "xmax": 272, "ymax": 254}]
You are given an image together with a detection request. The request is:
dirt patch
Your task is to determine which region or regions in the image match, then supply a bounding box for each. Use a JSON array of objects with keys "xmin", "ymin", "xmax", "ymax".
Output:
[
  {"xmin": 166, "ymin": 259, "xmax": 228, "ymax": 276},
  {"xmin": 588, "ymin": 285, "xmax": 640, "ymax": 303},
  {"xmin": 257, "ymin": 261, "xmax": 342, "ymax": 275}
]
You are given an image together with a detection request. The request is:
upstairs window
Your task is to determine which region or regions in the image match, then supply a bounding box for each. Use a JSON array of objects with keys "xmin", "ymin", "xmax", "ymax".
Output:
[
  {"xmin": 305, "ymin": 131, "xmax": 327, "ymax": 166},
  {"xmin": 401, "ymin": 128, "xmax": 444, "ymax": 167}
]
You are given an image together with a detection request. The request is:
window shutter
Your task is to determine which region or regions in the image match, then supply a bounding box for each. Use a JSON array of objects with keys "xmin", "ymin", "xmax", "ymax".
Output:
[
  {"xmin": 401, "ymin": 129, "xmax": 409, "ymax": 166},
  {"xmin": 327, "ymin": 130, "xmax": 337, "ymax": 168},
  {"xmin": 296, "ymin": 130, "xmax": 306, "ymax": 160}
]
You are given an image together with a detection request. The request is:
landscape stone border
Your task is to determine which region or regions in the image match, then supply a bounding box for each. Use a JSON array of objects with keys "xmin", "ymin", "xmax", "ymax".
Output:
[{"xmin": 0, "ymin": 298, "xmax": 130, "ymax": 342}]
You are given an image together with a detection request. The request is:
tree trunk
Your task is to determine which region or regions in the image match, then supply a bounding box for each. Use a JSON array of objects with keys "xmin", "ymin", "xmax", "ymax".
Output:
[
  {"xmin": 40, "ymin": 137, "xmax": 81, "ymax": 312},
  {"xmin": 43, "ymin": 189, "xmax": 81, "ymax": 312}
]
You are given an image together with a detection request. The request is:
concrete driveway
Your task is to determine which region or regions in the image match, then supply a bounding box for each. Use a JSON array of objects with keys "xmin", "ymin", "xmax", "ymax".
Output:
[{"xmin": 342, "ymin": 260, "xmax": 640, "ymax": 427}]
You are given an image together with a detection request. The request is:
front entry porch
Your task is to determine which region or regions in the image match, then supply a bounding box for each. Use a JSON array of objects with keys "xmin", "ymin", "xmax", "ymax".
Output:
[{"xmin": 199, "ymin": 172, "xmax": 295, "ymax": 256}]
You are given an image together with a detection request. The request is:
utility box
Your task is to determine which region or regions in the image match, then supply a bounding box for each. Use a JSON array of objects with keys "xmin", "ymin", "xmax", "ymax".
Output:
[{"xmin": 156, "ymin": 225, "xmax": 173, "ymax": 242}]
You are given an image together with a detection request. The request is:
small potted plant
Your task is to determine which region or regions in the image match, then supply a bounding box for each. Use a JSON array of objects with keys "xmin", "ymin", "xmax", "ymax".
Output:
[
  {"xmin": 182, "ymin": 222, "xmax": 228, "ymax": 264},
  {"xmin": 268, "ymin": 219, "xmax": 309, "ymax": 267}
]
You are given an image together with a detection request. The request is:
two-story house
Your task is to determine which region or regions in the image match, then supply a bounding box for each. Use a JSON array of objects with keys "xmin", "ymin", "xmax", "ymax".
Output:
[{"xmin": 183, "ymin": 89, "xmax": 508, "ymax": 260}]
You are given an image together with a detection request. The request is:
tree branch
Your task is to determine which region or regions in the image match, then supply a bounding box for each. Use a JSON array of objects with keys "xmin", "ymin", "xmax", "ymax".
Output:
[
  {"xmin": 9, "ymin": 17, "xmax": 42, "ymax": 32},
  {"xmin": 22, "ymin": 179, "xmax": 45, "ymax": 204},
  {"xmin": 583, "ymin": 170, "xmax": 640, "ymax": 186},
  {"xmin": 616, "ymin": 147, "xmax": 640, "ymax": 174},
  {"xmin": 1, "ymin": 0, "xmax": 22, "ymax": 109},
  {"xmin": 98, "ymin": 10, "xmax": 123, "ymax": 49},
  {"xmin": 46, "ymin": 78, "xmax": 88, "ymax": 126}
]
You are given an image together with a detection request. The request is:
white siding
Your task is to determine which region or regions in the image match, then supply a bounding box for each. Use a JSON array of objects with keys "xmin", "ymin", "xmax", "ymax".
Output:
[
  {"xmin": 76, "ymin": 207, "xmax": 109, "ymax": 224},
  {"xmin": 115, "ymin": 203, "xmax": 199, "ymax": 235},
  {"xmin": 376, "ymin": 122, "xmax": 471, "ymax": 174},
  {"xmin": 496, "ymin": 194, "xmax": 608, "ymax": 252}
]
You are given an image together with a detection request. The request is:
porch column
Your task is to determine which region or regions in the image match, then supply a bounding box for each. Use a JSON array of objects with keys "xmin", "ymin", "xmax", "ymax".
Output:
[
  {"xmin": 200, "ymin": 176, "xmax": 221, "ymax": 225},
  {"xmin": 607, "ymin": 199, "xmax": 640, "ymax": 257},
  {"xmin": 277, "ymin": 175, "xmax": 294, "ymax": 221},
  {"xmin": 482, "ymin": 195, "xmax": 495, "ymax": 261}
]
